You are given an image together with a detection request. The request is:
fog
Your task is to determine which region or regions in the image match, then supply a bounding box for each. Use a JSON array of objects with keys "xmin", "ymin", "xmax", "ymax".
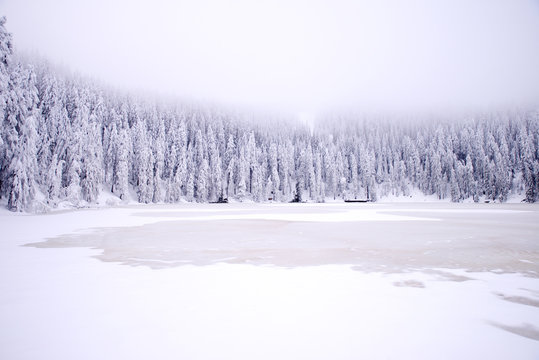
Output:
[{"xmin": 2, "ymin": 0, "xmax": 539, "ymax": 114}]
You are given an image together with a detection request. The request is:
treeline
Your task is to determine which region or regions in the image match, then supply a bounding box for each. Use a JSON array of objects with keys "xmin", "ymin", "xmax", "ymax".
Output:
[{"xmin": 1, "ymin": 18, "xmax": 538, "ymax": 212}]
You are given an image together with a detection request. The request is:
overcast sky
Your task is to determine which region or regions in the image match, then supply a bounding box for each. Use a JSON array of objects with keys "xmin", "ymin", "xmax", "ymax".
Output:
[{"xmin": 2, "ymin": 0, "xmax": 539, "ymax": 115}]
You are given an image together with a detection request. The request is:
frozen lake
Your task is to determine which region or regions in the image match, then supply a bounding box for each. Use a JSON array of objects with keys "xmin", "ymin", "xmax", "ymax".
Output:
[{"xmin": 1, "ymin": 202, "xmax": 539, "ymax": 359}]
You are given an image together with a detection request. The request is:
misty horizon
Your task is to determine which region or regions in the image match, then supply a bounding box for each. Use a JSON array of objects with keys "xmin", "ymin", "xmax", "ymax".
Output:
[{"xmin": 2, "ymin": 0, "xmax": 539, "ymax": 116}]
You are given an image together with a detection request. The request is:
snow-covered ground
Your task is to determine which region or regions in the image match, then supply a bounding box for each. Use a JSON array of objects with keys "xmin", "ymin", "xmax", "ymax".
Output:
[{"xmin": 1, "ymin": 203, "xmax": 538, "ymax": 359}]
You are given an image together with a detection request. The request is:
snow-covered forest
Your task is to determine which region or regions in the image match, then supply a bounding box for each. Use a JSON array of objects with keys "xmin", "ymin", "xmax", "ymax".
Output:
[{"xmin": 0, "ymin": 18, "xmax": 538, "ymax": 212}]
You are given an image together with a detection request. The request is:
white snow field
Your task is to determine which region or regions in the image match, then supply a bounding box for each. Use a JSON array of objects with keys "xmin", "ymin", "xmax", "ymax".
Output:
[{"xmin": 1, "ymin": 203, "xmax": 538, "ymax": 360}]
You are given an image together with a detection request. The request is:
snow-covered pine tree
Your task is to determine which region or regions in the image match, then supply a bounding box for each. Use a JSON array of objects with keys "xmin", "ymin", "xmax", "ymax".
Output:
[{"xmin": 2, "ymin": 62, "xmax": 39, "ymax": 211}]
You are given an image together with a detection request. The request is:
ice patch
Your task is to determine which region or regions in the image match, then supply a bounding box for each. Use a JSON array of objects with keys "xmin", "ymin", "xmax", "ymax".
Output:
[{"xmin": 166, "ymin": 209, "xmax": 437, "ymax": 222}]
